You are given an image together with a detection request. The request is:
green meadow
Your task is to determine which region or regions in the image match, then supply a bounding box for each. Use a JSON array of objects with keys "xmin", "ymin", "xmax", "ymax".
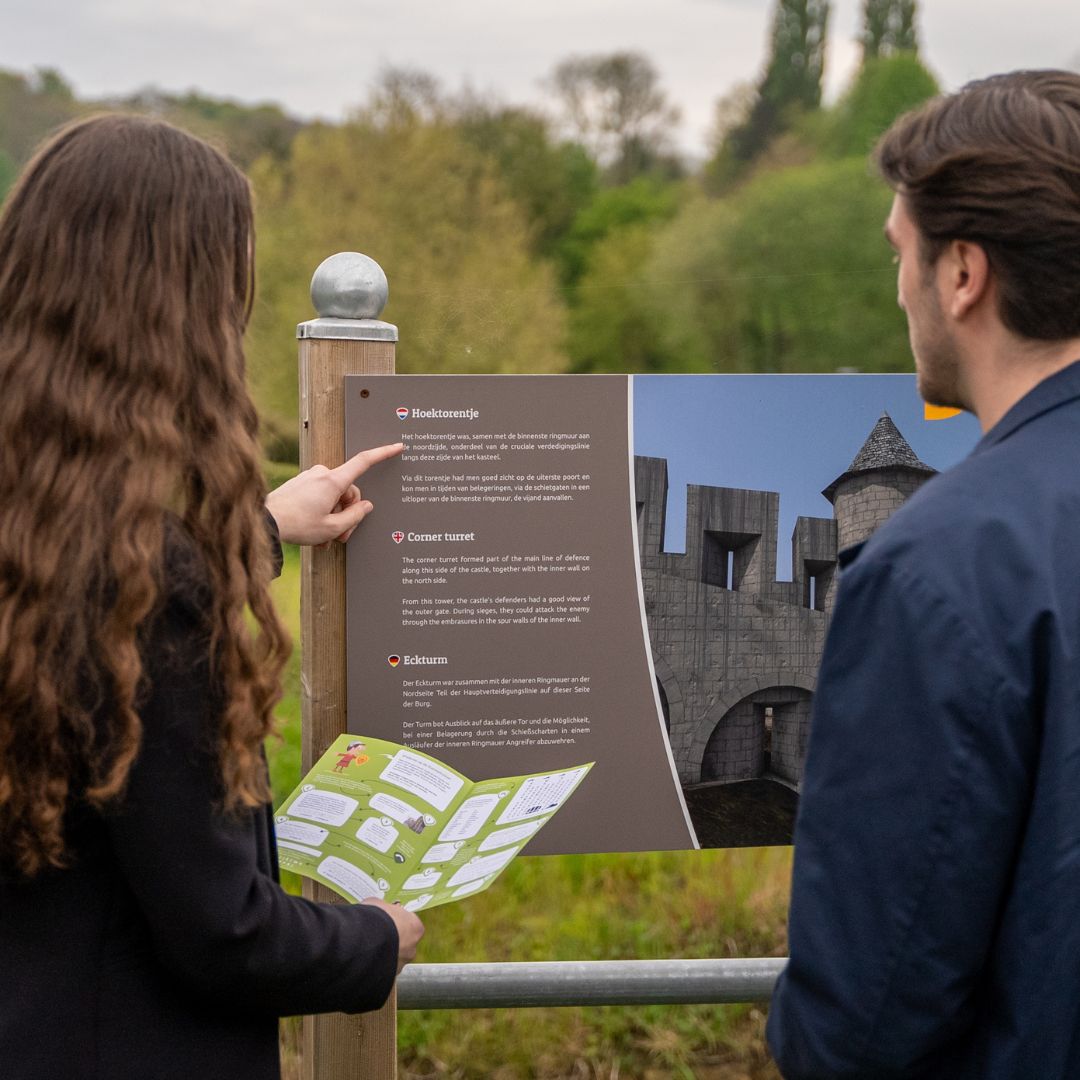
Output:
[{"xmin": 268, "ymin": 544, "xmax": 791, "ymax": 1079}]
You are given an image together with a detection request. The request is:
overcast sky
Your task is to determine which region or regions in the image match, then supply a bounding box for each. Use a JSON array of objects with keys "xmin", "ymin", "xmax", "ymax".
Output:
[{"xmin": 4, "ymin": 0, "xmax": 1080, "ymax": 157}]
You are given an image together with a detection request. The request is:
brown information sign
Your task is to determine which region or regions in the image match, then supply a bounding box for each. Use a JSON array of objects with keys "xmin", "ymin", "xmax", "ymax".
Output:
[{"xmin": 345, "ymin": 375, "xmax": 697, "ymax": 855}]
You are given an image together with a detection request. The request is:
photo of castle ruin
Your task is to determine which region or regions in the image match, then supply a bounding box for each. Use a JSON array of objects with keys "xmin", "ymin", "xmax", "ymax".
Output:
[{"xmin": 631, "ymin": 379, "xmax": 976, "ymax": 848}]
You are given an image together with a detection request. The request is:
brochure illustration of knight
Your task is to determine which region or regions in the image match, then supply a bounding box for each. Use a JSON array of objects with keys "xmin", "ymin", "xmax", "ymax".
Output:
[
  {"xmin": 344, "ymin": 374, "xmax": 981, "ymax": 853},
  {"xmin": 277, "ymin": 734, "xmax": 592, "ymax": 910}
]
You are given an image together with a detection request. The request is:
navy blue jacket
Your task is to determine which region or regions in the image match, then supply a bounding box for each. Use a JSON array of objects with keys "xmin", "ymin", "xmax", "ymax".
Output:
[{"xmin": 767, "ymin": 361, "xmax": 1080, "ymax": 1079}]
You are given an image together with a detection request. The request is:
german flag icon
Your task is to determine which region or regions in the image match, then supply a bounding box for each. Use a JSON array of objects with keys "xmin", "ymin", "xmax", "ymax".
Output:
[{"xmin": 387, "ymin": 655, "xmax": 401, "ymax": 667}]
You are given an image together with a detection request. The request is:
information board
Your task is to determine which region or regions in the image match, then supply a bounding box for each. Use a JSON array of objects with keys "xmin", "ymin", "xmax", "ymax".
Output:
[
  {"xmin": 345, "ymin": 375, "xmax": 696, "ymax": 854},
  {"xmin": 345, "ymin": 374, "xmax": 983, "ymax": 853}
]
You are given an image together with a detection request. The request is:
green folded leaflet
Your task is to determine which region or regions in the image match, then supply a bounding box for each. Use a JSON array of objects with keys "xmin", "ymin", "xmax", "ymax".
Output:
[{"xmin": 275, "ymin": 734, "xmax": 593, "ymax": 911}]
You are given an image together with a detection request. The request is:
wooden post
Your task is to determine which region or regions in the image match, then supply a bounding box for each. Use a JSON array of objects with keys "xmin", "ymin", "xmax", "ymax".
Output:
[{"xmin": 297, "ymin": 253, "xmax": 398, "ymax": 1080}]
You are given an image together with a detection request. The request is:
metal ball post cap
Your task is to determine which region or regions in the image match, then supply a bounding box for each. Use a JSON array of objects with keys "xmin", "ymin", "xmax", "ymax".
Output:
[{"xmin": 310, "ymin": 252, "xmax": 389, "ymax": 320}]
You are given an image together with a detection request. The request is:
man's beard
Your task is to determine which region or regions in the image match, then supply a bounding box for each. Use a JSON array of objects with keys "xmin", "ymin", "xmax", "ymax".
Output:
[
  {"xmin": 911, "ymin": 290, "xmax": 965, "ymax": 410},
  {"xmin": 915, "ymin": 344, "xmax": 963, "ymax": 409}
]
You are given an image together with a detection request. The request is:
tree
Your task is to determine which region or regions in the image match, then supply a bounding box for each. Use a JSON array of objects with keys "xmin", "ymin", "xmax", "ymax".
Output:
[
  {"xmin": 0, "ymin": 67, "xmax": 82, "ymax": 168},
  {"xmin": 247, "ymin": 110, "xmax": 567, "ymax": 455},
  {"xmin": 566, "ymin": 224, "xmax": 667, "ymax": 372},
  {"xmin": 548, "ymin": 52, "xmax": 682, "ymax": 184},
  {"xmin": 645, "ymin": 159, "xmax": 912, "ymax": 373},
  {"xmin": 561, "ymin": 180, "xmax": 687, "ymax": 372},
  {"xmin": 452, "ymin": 99, "xmax": 598, "ymax": 260},
  {"xmin": 0, "ymin": 149, "xmax": 15, "ymax": 203},
  {"xmin": 110, "ymin": 88, "xmax": 302, "ymax": 169},
  {"xmin": 862, "ymin": 0, "xmax": 919, "ymax": 60},
  {"xmin": 363, "ymin": 67, "xmax": 444, "ymax": 128},
  {"xmin": 702, "ymin": 80, "xmax": 771, "ymax": 194},
  {"xmin": 711, "ymin": 1, "xmax": 831, "ymax": 181},
  {"xmin": 826, "ymin": 53, "xmax": 938, "ymax": 157},
  {"xmin": 760, "ymin": 0, "xmax": 831, "ymax": 114},
  {"xmin": 556, "ymin": 177, "xmax": 682, "ymax": 292},
  {"xmin": 352, "ymin": 73, "xmax": 600, "ymax": 263}
]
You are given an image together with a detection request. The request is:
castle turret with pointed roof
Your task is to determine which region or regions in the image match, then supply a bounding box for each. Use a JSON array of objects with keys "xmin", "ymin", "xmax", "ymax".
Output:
[{"xmin": 823, "ymin": 412, "xmax": 937, "ymax": 551}]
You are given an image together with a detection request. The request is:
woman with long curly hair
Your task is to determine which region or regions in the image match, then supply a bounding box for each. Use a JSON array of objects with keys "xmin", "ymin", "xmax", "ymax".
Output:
[{"xmin": 0, "ymin": 113, "xmax": 422, "ymax": 1080}]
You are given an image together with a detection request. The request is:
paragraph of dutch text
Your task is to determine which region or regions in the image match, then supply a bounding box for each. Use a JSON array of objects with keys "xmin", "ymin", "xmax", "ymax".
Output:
[{"xmin": 401, "ymin": 431, "xmax": 591, "ymax": 466}]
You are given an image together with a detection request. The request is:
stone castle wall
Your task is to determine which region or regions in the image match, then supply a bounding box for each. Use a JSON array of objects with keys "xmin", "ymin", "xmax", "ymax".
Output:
[{"xmin": 636, "ymin": 453, "xmax": 931, "ymax": 789}]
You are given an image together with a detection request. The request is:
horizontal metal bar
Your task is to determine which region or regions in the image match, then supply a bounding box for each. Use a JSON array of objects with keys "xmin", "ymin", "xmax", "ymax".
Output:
[{"xmin": 396, "ymin": 957, "xmax": 786, "ymax": 1010}]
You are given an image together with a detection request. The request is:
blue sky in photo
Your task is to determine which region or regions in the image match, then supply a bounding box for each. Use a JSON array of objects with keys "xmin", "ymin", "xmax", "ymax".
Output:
[{"xmin": 632, "ymin": 374, "xmax": 983, "ymax": 580}]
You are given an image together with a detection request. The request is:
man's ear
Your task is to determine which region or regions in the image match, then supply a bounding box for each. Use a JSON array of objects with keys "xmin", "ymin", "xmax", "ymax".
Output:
[{"xmin": 943, "ymin": 239, "xmax": 992, "ymax": 319}]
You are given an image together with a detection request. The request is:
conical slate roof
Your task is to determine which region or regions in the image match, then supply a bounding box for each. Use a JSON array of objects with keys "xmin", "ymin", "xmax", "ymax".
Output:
[{"xmin": 822, "ymin": 413, "xmax": 936, "ymax": 503}]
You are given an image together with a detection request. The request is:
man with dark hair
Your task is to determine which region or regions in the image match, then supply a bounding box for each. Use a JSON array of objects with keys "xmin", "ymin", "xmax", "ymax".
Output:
[{"xmin": 766, "ymin": 71, "xmax": 1080, "ymax": 1079}]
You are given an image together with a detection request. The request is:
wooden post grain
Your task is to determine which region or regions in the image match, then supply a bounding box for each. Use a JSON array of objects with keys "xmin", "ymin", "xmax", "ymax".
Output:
[{"xmin": 296, "ymin": 254, "xmax": 398, "ymax": 1080}]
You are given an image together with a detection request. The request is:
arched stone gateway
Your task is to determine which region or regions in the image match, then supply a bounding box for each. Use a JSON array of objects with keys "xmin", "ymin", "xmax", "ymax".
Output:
[
  {"xmin": 695, "ymin": 676, "xmax": 815, "ymax": 787},
  {"xmin": 686, "ymin": 670, "xmax": 817, "ymax": 781}
]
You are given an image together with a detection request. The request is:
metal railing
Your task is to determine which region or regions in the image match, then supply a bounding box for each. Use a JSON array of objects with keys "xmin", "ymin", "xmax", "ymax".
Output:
[{"xmin": 396, "ymin": 957, "xmax": 785, "ymax": 1010}]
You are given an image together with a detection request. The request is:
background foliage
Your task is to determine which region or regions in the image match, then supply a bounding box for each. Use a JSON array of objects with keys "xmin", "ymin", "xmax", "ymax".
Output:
[
  {"xmin": 2, "ymin": 5, "xmax": 939, "ymax": 1073},
  {"xmin": 0, "ymin": 31, "xmax": 939, "ymax": 459}
]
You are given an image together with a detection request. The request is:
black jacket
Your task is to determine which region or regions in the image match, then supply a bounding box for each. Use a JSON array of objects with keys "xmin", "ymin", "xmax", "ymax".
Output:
[{"xmin": 0, "ymin": 532, "xmax": 399, "ymax": 1080}]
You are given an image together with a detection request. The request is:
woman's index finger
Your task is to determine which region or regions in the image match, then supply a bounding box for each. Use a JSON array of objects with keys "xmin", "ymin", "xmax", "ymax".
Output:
[{"xmin": 330, "ymin": 442, "xmax": 404, "ymax": 486}]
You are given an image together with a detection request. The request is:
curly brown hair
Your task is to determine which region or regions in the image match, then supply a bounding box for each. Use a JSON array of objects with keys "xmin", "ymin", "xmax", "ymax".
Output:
[{"xmin": 0, "ymin": 114, "xmax": 291, "ymax": 876}]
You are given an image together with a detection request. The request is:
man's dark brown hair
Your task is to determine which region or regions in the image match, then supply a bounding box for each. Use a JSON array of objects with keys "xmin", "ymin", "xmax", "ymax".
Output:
[{"xmin": 876, "ymin": 70, "xmax": 1080, "ymax": 341}]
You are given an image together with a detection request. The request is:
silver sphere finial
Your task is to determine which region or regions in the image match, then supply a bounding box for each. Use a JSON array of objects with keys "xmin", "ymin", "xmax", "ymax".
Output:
[{"xmin": 310, "ymin": 252, "xmax": 389, "ymax": 320}]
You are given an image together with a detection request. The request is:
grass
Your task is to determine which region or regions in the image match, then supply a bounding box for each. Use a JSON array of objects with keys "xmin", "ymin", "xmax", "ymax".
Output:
[{"xmin": 267, "ymin": 544, "xmax": 791, "ymax": 1079}]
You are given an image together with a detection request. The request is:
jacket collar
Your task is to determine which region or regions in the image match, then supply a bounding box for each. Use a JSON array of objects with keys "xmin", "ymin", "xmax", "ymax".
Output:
[{"xmin": 972, "ymin": 358, "xmax": 1080, "ymax": 456}]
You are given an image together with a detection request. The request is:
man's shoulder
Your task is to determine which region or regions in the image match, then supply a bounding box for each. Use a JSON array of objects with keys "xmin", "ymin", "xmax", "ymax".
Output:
[
  {"xmin": 850, "ymin": 428, "xmax": 1074, "ymax": 622},
  {"xmin": 856, "ymin": 454, "xmax": 1002, "ymax": 570}
]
